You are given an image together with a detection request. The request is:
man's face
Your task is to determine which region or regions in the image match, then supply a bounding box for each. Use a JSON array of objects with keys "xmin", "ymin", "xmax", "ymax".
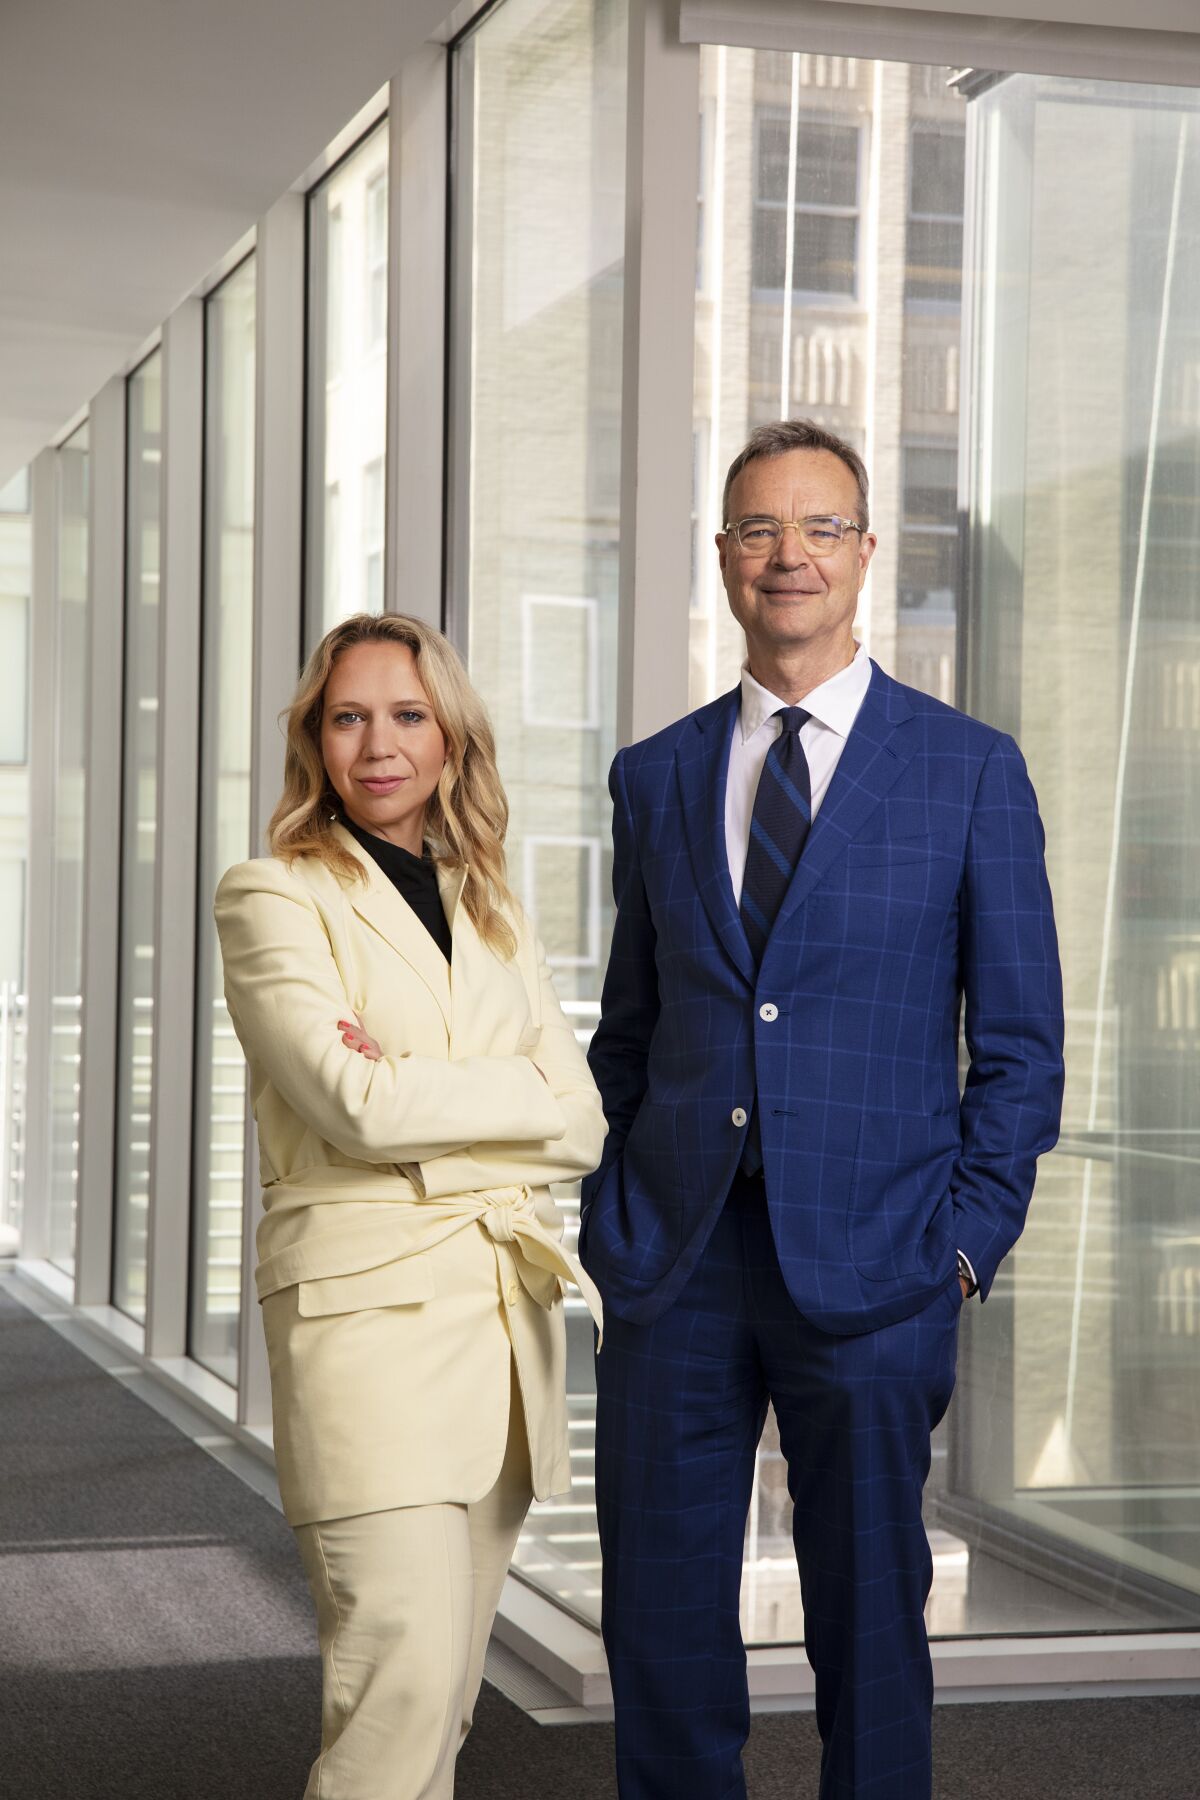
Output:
[{"xmin": 717, "ymin": 448, "xmax": 876, "ymax": 657}]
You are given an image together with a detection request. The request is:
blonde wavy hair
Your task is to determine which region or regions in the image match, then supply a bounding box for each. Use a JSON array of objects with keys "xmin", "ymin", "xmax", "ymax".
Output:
[{"xmin": 269, "ymin": 613, "xmax": 519, "ymax": 958}]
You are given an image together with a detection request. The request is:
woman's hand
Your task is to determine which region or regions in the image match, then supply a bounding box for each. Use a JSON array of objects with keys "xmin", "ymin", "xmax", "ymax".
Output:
[{"xmin": 338, "ymin": 1015, "xmax": 382, "ymax": 1061}]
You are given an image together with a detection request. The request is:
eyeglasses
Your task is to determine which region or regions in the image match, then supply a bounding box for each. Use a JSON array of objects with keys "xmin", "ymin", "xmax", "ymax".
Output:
[{"xmin": 723, "ymin": 514, "xmax": 865, "ymax": 558}]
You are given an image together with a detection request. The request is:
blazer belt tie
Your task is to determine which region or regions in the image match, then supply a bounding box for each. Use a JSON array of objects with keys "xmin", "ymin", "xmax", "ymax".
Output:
[{"xmin": 476, "ymin": 1185, "xmax": 603, "ymax": 1346}]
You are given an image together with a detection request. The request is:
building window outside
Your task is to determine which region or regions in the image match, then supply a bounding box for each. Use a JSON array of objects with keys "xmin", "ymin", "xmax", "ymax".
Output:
[
  {"xmin": 752, "ymin": 109, "xmax": 860, "ymax": 297},
  {"xmin": 522, "ymin": 835, "xmax": 602, "ymax": 968},
  {"xmin": 451, "ymin": 0, "xmax": 627, "ymax": 1623},
  {"xmin": 907, "ymin": 121, "xmax": 965, "ymax": 304},
  {"xmin": 305, "ymin": 123, "xmax": 389, "ymax": 647},
  {"xmin": 520, "ymin": 595, "xmax": 600, "ymax": 730},
  {"xmin": 190, "ymin": 256, "xmax": 256, "ymax": 1385},
  {"xmin": 898, "ymin": 440, "xmax": 958, "ymax": 616},
  {"xmin": 112, "ymin": 351, "xmax": 163, "ymax": 1325}
]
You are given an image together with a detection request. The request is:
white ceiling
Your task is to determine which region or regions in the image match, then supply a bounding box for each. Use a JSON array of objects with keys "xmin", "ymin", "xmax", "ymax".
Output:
[{"xmin": 0, "ymin": 0, "xmax": 457, "ymax": 487}]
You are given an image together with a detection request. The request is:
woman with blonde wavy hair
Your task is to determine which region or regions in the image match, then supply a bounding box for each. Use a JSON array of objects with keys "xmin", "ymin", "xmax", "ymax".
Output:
[{"xmin": 214, "ymin": 612, "xmax": 604, "ymax": 1800}]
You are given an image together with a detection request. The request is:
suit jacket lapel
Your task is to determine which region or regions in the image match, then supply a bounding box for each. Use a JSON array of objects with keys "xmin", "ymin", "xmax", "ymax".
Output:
[
  {"xmin": 334, "ymin": 823, "xmax": 453, "ymax": 1030},
  {"xmin": 675, "ymin": 688, "xmax": 756, "ymax": 987},
  {"xmin": 773, "ymin": 663, "xmax": 915, "ymax": 929}
]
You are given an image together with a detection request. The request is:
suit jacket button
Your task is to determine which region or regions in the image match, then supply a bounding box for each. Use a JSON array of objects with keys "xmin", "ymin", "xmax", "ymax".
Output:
[
  {"xmin": 731, "ymin": 1107, "xmax": 748, "ymax": 1128},
  {"xmin": 759, "ymin": 1002, "xmax": 778, "ymax": 1021}
]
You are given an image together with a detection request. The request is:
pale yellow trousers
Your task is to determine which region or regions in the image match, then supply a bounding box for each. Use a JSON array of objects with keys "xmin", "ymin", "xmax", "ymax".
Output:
[{"xmin": 294, "ymin": 1362, "xmax": 533, "ymax": 1800}]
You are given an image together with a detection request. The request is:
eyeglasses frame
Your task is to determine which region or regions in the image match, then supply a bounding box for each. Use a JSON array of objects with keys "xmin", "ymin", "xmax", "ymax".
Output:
[{"xmin": 721, "ymin": 514, "xmax": 866, "ymax": 558}]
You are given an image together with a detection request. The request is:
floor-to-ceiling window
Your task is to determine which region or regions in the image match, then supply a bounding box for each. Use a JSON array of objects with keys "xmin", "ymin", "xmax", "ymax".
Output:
[
  {"xmin": 450, "ymin": 0, "xmax": 627, "ymax": 1620},
  {"xmin": 48, "ymin": 423, "xmax": 89, "ymax": 1276},
  {"xmin": 0, "ymin": 467, "xmax": 31, "ymax": 1247},
  {"xmin": 190, "ymin": 258, "xmax": 256, "ymax": 1382},
  {"xmin": 305, "ymin": 120, "xmax": 389, "ymax": 647},
  {"xmin": 691, "ymin": 51, "xmax": 970, "ymax": 1644},
  {"xmin": 955, "ymin": 70, "xmax": 1200, "ymax": 1630},
  {"xmin": 112, "ymin": 351, "xmax": 163, "ymax": 1322}
]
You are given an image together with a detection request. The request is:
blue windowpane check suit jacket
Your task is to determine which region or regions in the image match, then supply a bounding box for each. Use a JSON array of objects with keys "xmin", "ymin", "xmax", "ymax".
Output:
[{"xmin": 580, "ymin": 663, "xmax": 1066, "ymax": 1335}]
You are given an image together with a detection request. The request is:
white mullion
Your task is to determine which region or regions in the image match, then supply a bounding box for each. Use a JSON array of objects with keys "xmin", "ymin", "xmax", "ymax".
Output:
[
  {"xmin": 74, "ymin": 377, "xmax": 126, "ymax": 1307},
  {"xmin": 22, "ymin": 450, "xmax": 59, "ymax": 1261},
  {"xmin": 387, "ymin": 48, "xmax": 448, "ymax": 630},
  {"xmin": 239, "ymin": 193, "xmax": 305, "ymax": 1429},
  {"xmin": 617, "ymin": 0, "xmax": 701, "ymax": 748},
  {"xmin": 144, "ymin": 298, "xmax": 203, "ymax": 1361}
]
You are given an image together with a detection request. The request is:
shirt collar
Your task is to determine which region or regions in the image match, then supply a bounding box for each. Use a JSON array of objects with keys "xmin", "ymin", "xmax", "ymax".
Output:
[{"xmin": 739, "ymin": 641, "xmax": 872, "ymax": 743}]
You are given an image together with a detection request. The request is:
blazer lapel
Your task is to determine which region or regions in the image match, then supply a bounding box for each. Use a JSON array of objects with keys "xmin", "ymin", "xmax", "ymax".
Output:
[
  {"xmin": 334, "ymin": 823, "xmax": 453, "ymax": 1030},
  {"xmin": 773, "ymin": 663, "xmax": 916, "ymax": 929},
  {"xmin": 676, "ymin": 688, "xmax": 756, "ymax": 987}
]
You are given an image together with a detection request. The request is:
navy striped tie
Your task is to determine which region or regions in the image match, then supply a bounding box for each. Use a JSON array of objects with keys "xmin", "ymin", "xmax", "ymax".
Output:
[
  {"xmin": 740, "ymin": 706, "xmax": 812, "ymax": 966},
  {"xmin": 739, "ymin": 705, "xmax": 810, "ymax": 1177}
]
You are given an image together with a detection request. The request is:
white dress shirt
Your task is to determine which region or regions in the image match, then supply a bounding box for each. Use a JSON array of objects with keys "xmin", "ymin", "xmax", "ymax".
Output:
[
  {"xmin": 722, "ymin": 641, "xmax": 977, "ymax": 1294},
  {"xmin": 725, "ymin": 641, "xmax": 872, "ymax": 906}
]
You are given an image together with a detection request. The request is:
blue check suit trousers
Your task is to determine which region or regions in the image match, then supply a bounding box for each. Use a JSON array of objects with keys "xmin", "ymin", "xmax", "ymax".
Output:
[{"xmin": 594, "ymin": 1172, "xmax": 962, "ymax": 1800}]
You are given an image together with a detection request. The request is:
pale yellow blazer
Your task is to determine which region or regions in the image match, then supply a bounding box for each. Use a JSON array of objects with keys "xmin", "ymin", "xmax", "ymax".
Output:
[{"xmin": 213, "ymin": 824, "xmax": 606, "ymax": 1526}]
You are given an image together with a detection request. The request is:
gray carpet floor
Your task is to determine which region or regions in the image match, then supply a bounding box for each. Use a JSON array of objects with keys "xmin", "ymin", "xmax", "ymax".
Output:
[{"xmin": 2, "ymin": 1284, "xmax": 1197, "ymax": 1798}]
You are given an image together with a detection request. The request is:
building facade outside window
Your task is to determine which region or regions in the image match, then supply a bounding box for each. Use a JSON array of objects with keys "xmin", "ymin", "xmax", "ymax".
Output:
[
  {"xmin": 112, "ymin": 351, "xmax": 163, "ymax": 1323},
  {"xmin": 305, "ymin": 121, "xmax": 389, "ymax": 647},
  {"xmin": 692, "ymin": 51, "xmax": 963, "ymax": 718},
  {"xmin": 906, "ymin": 119, "xmax": 965, "ymax": 304},
  {"xmin": 190, "ymin": 258, "xmax": 256, "ymax": 1384}
]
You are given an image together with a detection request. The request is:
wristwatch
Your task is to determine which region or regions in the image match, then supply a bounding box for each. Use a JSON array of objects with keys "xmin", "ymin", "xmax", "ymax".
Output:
[{"xmin": 956, "ymin": 1250, "xmax": 978, "ymax": 1298}]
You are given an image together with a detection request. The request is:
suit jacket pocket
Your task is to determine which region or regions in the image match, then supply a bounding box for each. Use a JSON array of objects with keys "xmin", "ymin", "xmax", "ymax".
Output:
[
  {"xmin": 297, "ymin": 1258, "xmax": 435, "ymax": 1317},
  {"xmin": 844, "ymin": 831, "xmax": 953, "ymax": 869},
  {"xmin": 846, "ymin": 1109, "xmax": 960, "ymax": 1281}
]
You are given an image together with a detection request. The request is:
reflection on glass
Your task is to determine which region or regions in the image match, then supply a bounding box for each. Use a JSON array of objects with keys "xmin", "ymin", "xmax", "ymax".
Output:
[
  {"xmin": 957, "ymin": 72, "xmax": 1200, "ymax": 1627},
  {"xmin": 305, "ymin": 122, "xmax": 389, "ymax": 645},
  {"xmin": 692, "ymin": 53, "xmax": 965, "ymax": 714},
  {"xmin": 49, "ymin": 424, "xmax": 89, "ymax": 1275},
  {"xmin": 112, "ymin": 353, "xmax": 162, "ymax": 1322},
  {"xmin": 191, "ymin": 258, "xmax": 256, "ymax": 1383},
  {"xmin": 452, "ymin": 0, "xmax": 626, "ymax": 1619}
]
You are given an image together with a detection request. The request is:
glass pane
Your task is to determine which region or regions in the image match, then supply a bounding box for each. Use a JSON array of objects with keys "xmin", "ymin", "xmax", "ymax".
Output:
[
  {"xmin": 112, "ymin": 352, "xmax": 162, "ymax": 1322},
  {"xmin": 191, "ymin": 258, "xmax": 256, "ymax": 1383},
  {"xmin": 49, "ymin": 424, "xmax": 89, "ymax": 1274},
  {"xmin": 960, "ymin": 71, "xmax": 1200, "ymax": 1629},
  {"xmin": 0, "ymin": 467, "xmax": 31, "ymax": 1249},
  {"xmin": 694, "ymin": 51, "xmax": 965, "ymax": 722},
  {"xmin": 305, "ymin": 121, "xmax": 389, "ymax": 645},
  {"xmin": 452, "ymin": 0, "xmax": 626, "ymax": 1624},
  {"xmin": 0, "ymin": 593, "xmax": 29, "ymax": 763}
]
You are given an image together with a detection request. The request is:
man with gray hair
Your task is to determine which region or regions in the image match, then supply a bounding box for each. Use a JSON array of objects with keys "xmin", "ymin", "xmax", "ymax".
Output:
[{"xmin": 581, "ymin": 418, "xmax": 1064, "ymax": 1797}]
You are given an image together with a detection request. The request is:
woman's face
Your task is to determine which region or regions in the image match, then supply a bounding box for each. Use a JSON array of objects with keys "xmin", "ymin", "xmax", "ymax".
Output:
[{"xmin": 320, "ymin": 641, "xmax": 447, "ymax": 852}]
